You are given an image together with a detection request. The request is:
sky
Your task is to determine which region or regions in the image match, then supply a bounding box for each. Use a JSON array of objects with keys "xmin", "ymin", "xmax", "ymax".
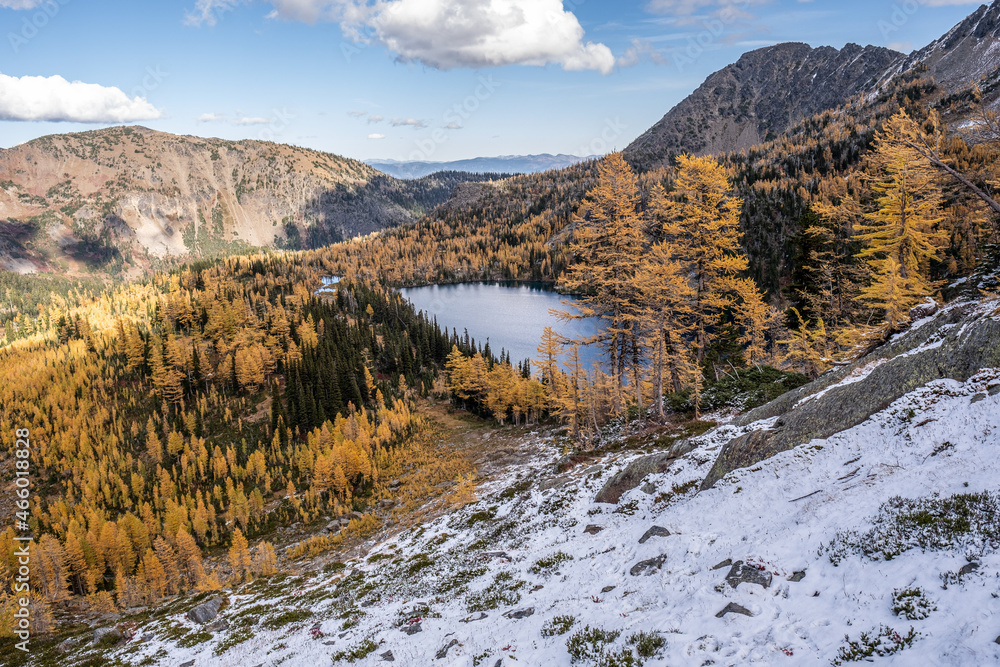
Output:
[{"xmin": 0, "ymin": 0, "xmax": 989, "ymax": 163}]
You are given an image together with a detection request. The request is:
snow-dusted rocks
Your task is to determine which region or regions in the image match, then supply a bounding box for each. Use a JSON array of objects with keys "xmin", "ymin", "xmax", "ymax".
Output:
[
  {"xmin": 723, "ymin": 561, "xmax": 773, "ymax": 590},
  {"xmin": 629, "ymin": 554, "xmax": 667, "ymax": 576},
  {"xmin": 715, "ymin": 602, "xmax": 754, "ymax": 618},
  {"xmin": 637, "ymin": 525, "xmax": 671, "ymax": 544},
  {"xmin": 185, "ymin": 596, "xmax": 227, "ymax": 625},
  {"xmin": 583, "ymin": 524, "xmax": 604, "ymax": 534}
]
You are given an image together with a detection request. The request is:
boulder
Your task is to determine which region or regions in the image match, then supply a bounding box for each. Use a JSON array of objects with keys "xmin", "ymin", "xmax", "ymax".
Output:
[
  {"xmin": 702, "ymin": 302, "xmax": 1000, "ymax": 489},
  {"xmin": 601, "ymin": 585, "xmax": 616, "ymax": 593},
  {"xmin": 638, "ymin": 525, "xmax": 671, "ymax": 544},
  {"xmin": 629, "ymin": 554, "xmax": 667, "ymax": 576},
  {"xmin": 186, "ymin": 596, "xmax": 228, "ymax": 625},
  {"xmin": 595, "ymin": 440, "xmax": 696, "ymax": 503},
  {"xmin": 381, "ymin": 650, "xmax": 396, "ymax": 662},
  {"xmin": 461, "ymin": 612, "xmax": 488, "ymax": 623},
  {"xmin": 92, "ymin": 626, "xmax": 123, "ymax": 645},
  {"xmin": 206, "ymin": 617, "xmax": 230, "ymax": 632},
  {"xmin": 436, "ymin": 638, "xmax": 459, "ymax": 659},
  {"xmin": 959, "ymin": 561, "xmax": 980, "ymax": 576},
  {"xmin": 724, "ymin": 561, "xmax": 772, "ymax": 589},
  {"xmin": 401, "ymin": 621, "xmax": 422, "ymax": 635},
  {"xmin": 716, "ymin": 602, "xmax": 753, "ymax": 618},
  {"xmin": 583, "ymin": 525, "xmax": 604, "ymax": 535},
  {"xmin": 503, "ymin": 607, "xmax": 535, "ymax": 619},
  {"xmin": 971, "ymin": 393, "xmax": 987, "ymax": 404},
  {"xmin": 711, "ymin": 559, "xmax": 733, "ymax": 571},
  {"xmin": 788, "ymin": 570, "xmax": 806, "ymax": 582}
]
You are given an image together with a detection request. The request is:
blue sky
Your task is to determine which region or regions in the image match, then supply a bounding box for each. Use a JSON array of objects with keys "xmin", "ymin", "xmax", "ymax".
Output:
[{"xmin": 0, "ymin": 0, "xmax": 987, "ymax": 162}]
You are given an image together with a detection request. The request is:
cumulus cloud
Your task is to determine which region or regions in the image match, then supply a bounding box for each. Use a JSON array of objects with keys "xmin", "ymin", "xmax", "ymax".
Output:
[
  {"xmin": 0, "ymin": 73, "xmax": 162, "ymax": 123},
  {"xmin": 189, "ymin": 0, "xmax": 614, "ymax": 74},
  {"xmin": 367, "ymin": 133, "xmax": 385, "ymax": 139},
  {"xmin": 389, "ymin": 117, "xmax": 426, "ymax": 128},
  {"xmin": 347, "ymin": 109, "xmax": 367, "ymax": 117},
  {"xmin": 0, "ymin": 0, "xmax": 48, "ymax": 7},
  {"xmin": 367, "ymin": 114, "xmax": 384, "ymax": 123},
  {"xmin": 445, "ymin": 121, "xmax": 462, "ymax": 130}
]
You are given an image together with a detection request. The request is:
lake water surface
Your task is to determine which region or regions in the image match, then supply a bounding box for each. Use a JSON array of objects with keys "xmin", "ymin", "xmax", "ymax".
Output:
[{"xmin": 398, "ymin": 282, "xmax": 603, "ymax": 369}]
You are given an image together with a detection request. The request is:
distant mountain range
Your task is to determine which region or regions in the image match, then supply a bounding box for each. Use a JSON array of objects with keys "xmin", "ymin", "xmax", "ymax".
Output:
[{"xmin": 365, "ymin": 154, "xmax": 597, "ymax": 179}]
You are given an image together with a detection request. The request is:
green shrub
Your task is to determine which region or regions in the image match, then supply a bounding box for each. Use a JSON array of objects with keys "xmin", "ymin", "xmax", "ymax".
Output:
[
  {"xmin": 832, "ymin": 625, "xmax": 919, "ymax": 664},
  {"xmin": 529, "ymin": 551, "xmax": 574, "ymax": 575},
  {"xmin": 628, "ymin": 631, "xmax": 665, "ymax": 658},
  {"xmin": 542, "ymin": 615, "xmax": 576, "ymax": 637},
  {"xmin": 566, "ymin": 625, "xmax": 621, "ymax": 664},
  {"xmin": 891, "ymin": 588, "xmax": 935, "ymax": 620},
  {"xmin": 467, "ymin": 572, "xmax": 525, "ymax": 611},
  {"xmin": 331, "ymin": 637, "xmax": 378, "ymax": 663}
]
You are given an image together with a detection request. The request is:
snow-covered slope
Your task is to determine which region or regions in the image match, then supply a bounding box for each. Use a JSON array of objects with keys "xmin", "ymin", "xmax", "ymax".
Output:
[{"xmin": 108, "ymin": 363, "xmax": 1000, "ymax": 666}]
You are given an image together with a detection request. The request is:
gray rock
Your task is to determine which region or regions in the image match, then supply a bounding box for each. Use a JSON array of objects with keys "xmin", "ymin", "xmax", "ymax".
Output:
[
  {"xmin": 381, "ymin": 650, "xmax": 395, "ymax": 662},
  {"xmin": 503, "ymin": 607, "xmax": 535, "ymax": 619},
  {"xmin": 959, "ymin": 561, "xmax": 980, "ymax": 576},
  {"xmin": 995, "ymin": 635, "xmax": 1000, "ymax": 644},
  {"xmin": 206, "ymin": 617, "xmax": 230, "ymax": 632},
  {"xmin": 788, "ymin": 570, "xmax": 806, "ymax": 582},
  {"xmin": 725, "ymin": 561, "xmax": 772, "ymax": 589},
  {"xmin": 583, "ymin": 524, "xmax": 604, "ymax": 535},
  {"xmin": 909, "ymin": 299, "xmax": 938, "ymax": 321},
  {"xmin": 186, "ymin": 596, "xmax": 228, "ymax": 624},
  {"xmin": 601, "ymin": 585, "xmax": 616, "ymax": 593},
  {"xmin": 971, "ymin": 393, "xmax": 987, "ymax": 404},
  {"xmin": 711, "ymin": 559, "xmax": 733, "ymax": 571},
  {"xmin": 638, "ymin": 525, "xmax": 671, "ymax": 544},
  {"xmin": 401, "ymin": 622, "xmax": 422, "ymax": 635},
  {"xmin": 988, "ymin": 384, "xmax": 1000, "ymax": 396},
  {"xmin": 630, "ymin": 554, "xmax": 667, "ymax": 576},
  {"xmin": 436, "ymin": 638, "xmax": 459, "ymax": 659},
  {"xmin": 595, "ymin": 440, "xmax": 696, "ymax": 503},
  {"xmin": 530, "ymin": 584, "xmax": 544, "ymax": 592},
  {"xmin": 640, "ymin": 482, "xmax": 657, "ymax": 494},
  {"xmin": 716, "ymin": 602, "xmax": 754, "ymax": 618},
  {"xmin": 539, "ymin": 476, "xmax": 571, "ymax": 491},
  {"xmin": 92, "ymin": 626, "xmax": 123, "ymax": 645},
  {"xmin": 57, "ymin": 636, "xmax": 82, "ymax": 653},
  {"xmin": 461, "ymin": 612, "xmax": 488, "ymax": 623},
  {"xmin": 178, "ymin": 662, "xmax": 195, "ymax": 667},
  {"xmin": 494, "ymin": 660, "xmax": 504, "ymax": 667},
  {"xmin": 484, "ymin": 551, "xmax": 509, "ymax": 560},
  {"xmin": 703, "ymin": 303, "xmax": 1000, "ymax": 489}
]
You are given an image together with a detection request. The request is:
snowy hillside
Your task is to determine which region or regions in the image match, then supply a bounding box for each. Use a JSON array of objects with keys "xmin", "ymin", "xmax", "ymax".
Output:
[{"xmin": 95, "ymin": 366, "xmax": 1000, "ymax": 666}]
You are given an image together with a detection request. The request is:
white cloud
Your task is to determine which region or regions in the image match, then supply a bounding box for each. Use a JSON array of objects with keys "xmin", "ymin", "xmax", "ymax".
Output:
[
  {"xmin": 445, "ymin": 122, "xmax": 462, "ymax": 130},
  {"xmin": 644, "ymin": 0, "xmax": 769, "ymax": 15},
  {"xmin": 198, "ymin": 0, "xmax": 614, "ymax": 74},
  {"xmin": 367, "ymin": 133, "xmax": 385, "ymax": 139},
  {"xmin": 347, "ymin": 109, "xmax": 367, "ymax": 117},
  {"xmin": 367, "ymin": 114, "xmax": 384, "ymax": 123},
  {"xmin": 617, "ymin": 38, "xmax": 668, "ymax": 67},
  {"xmin": 0, "ymin": 0, "xmax": 44, "ymax": 7},
  {"xmin": 197, "ymin": 112, "xmax": 222, "ymax": 122},
  {"xmin": 0, "ymin": 73, "xmax": 162, "ymax": 123},
  {"xmin": 887, "ymin": 41, "xmax": 913, "ymax": 53},
  {"xmin": 390, "ymin": 117, "xmax": 426, "ymax": 128}
]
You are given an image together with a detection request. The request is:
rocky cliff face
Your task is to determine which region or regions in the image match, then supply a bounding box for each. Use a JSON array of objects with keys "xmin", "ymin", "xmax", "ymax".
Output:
[
  {"xmin": 0, "ymin": 126, "xmax": 475, "ymax": 274},
  {"xmin": 881, "ymin": 0, "xmax": 1000, "ymax": 104},
  {"xmin": 623, "ymin": 42, "xmax": 901, "ymax": 171}
]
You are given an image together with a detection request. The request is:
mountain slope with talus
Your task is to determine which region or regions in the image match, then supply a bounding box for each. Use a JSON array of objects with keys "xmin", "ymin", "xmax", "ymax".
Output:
[{"xmin": 0, "ymin": 125, "xmax": 489, "ymax": 275}]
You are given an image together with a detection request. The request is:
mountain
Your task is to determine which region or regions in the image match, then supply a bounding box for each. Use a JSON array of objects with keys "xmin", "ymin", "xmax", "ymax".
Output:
[
  {"xmin": 623, "ymin": 42, "xmax": 901, "ymax": 170},
  {"xmin": 366, "ymin": 154, "xmax": 595, "ymax": 179},
  {"xmin": 0, "ymin": 126, "xmax": 492, "ymax": 275},
  {"xmin": 880, "ymin": 0, "xmax": 1000, "ymax": 103}
]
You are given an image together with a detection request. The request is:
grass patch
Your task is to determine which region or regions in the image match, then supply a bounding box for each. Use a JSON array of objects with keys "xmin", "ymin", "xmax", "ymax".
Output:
[
  {"xmin": 832, "ymin": 625, "xmax": 919, "ymax": 664},
  {"xmin": 542, "ymin": 615, "xmax": 576, "ymax": 637},
  {"xmin": 467, "ymin": 572, "xmax": 525, "ymax": 612},
  {"xmin": 827, "ymin": 491, "xmax": 1000, "ymax": 563},
  {"xmin": 261, "ymin": 608, "xmax": 314, "ymax": 630},
  {"xmin": 892, "ymin": 587, "xmax": 936, "ymax": 620},
  {"xmin": 529, "ymin": 551, "xmax": 574, "ymax": 576},
  {"xmin": 331, "ymin": 637, "xmax": 378, "ymax": 663}
]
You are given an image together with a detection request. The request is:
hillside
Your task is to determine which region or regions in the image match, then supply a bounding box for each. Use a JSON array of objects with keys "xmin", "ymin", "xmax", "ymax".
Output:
[
  {"xmin": 0, "ymin": 126, "xmax": 492, "ymax": 276},
  {"xmin": 35, "ymin": 294, "xmax": 1000, "ymax": 666}
]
